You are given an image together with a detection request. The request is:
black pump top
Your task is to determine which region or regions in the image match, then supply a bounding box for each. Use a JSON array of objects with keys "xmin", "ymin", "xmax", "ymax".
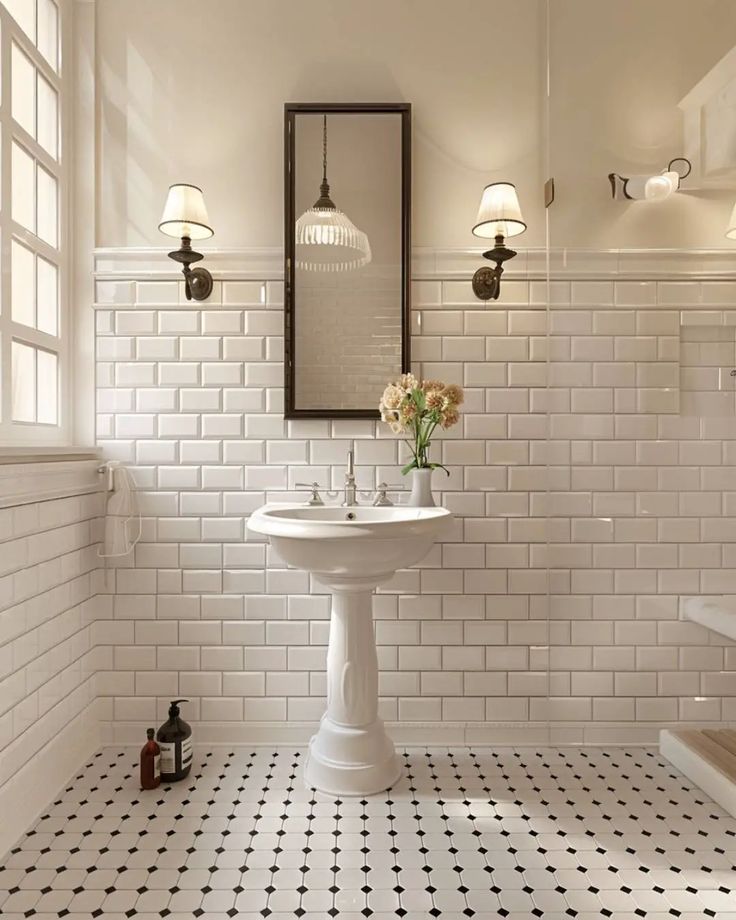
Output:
[
  {"xmin": 146, "ymin": 728, "xmax": 155, "ymax": 740},
  {"xmin": 168, "ymin": 699, "xmax": 188, "ymax": 719}
]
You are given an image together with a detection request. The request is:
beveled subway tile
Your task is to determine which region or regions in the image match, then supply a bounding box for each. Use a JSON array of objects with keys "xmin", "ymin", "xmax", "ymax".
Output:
[
  {"xmin": 158, "ymin": 309, "xmax": 201, "ymax": 333},
  {"xmin": 72, "ymin": 264, "xmax": 736, "ymax": 757},
  {"xmin": 137, "ymin": 335, "xmax": 178, "ymax": 360}
]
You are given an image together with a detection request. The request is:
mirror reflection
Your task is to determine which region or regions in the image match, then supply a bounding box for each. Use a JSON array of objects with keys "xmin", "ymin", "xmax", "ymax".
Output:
[{"xmin": 285, "ymin": 105, "xmax": 410, "ymax": 418}]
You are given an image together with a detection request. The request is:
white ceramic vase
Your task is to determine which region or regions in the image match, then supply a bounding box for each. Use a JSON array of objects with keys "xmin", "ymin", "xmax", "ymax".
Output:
[{"xmin": 407, "ymin": 467, "xmax": 436, "ymax": 507}]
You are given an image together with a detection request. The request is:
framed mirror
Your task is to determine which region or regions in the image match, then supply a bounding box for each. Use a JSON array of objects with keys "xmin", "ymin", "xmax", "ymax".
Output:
[{"xmin": 284, "ymin": 103, "xmax": 411, "ymax": 418}]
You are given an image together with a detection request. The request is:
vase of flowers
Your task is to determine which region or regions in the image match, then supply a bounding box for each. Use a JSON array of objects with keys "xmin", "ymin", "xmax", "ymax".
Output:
[{"xmin": 379, "ymin": 374, "xmax": 464, "ymax": 507}]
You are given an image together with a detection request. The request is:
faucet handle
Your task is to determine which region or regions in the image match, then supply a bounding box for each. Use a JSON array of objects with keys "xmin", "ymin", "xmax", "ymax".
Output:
[
  {"xmin": 372, "ymin": 482, "xmax": 405, "ymax": 506},
  {"xmin": 295, "ymin": 482, "xmax": 324, "ymax": 506}
]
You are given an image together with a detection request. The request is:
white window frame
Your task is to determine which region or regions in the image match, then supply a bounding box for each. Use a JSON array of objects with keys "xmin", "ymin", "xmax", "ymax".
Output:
[{"xmin": 0, "ymin": 0, "xmax": 70, "ymax": 446}]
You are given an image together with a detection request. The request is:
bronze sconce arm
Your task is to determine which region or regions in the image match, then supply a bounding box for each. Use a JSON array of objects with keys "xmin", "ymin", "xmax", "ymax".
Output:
[
  {"xmin": 472, "ymin": 234, "xmax": 518, "ymax": 301},
  {"xmin": 166, "ymin": 237, "xmax": 214, "ymax": 302}
]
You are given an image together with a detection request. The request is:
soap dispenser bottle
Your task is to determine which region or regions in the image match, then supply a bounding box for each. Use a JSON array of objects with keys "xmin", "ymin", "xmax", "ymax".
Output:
[{"xmin": 156, "ymin": 699, "xmax": 193, "ymax": 782}]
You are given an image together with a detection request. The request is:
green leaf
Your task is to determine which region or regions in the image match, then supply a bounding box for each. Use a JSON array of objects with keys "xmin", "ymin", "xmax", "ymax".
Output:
[{"xmin": 401, "ymin": 460, "xmax": 417, "ymax": 475}]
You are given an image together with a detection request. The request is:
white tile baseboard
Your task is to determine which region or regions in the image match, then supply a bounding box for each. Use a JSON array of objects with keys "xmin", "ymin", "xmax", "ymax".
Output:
[{"xmin": 101, "ymin": 718, "xmax": 721, "ymax": 747}]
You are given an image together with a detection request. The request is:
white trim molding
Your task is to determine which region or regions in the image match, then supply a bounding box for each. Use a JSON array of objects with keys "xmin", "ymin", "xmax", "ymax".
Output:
[
  {"xmin": 93, "ymin": 245, "xmax": 736, "ymax": 285},
  {"xmin": 0, "ymin": 456, "xmax": 102, "ymax": 507}
]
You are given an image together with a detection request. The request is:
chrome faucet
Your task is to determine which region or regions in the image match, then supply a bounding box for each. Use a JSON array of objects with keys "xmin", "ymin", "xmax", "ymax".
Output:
[{"xmin": 342, "ymin": 448, "xmax": 358, "ymax": 506}]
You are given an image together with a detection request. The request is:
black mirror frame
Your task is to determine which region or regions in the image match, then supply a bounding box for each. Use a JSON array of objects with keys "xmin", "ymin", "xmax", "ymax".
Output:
[{"xmin": 284, "ymin": 102, "xmax": 412, "ymax": 419}]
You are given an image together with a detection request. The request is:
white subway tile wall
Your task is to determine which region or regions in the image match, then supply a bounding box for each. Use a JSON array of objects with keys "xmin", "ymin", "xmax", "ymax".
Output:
[
  {"xmin": 0, "ymin": 492, "xmax": 105, "ymax": 793},
  {"xmin": 93, "ymin": 259, "xmax": 736, "ymax": 742}
]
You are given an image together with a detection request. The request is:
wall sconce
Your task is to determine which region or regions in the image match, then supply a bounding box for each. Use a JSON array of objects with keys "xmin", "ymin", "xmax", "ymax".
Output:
[
  {"xmin": 471, "ymin": 182, "xmax": 527, "ymax": 301},
  {"xmin": 725, "ymin": 202, "xmax": 736, "ymax": 241},
  {"xmin": 609, "ymin": 157, "xmax": 691, "ymax": 201},
  {"xmin": 159, "ymin": 183, "xmax": 214, "ymax": 301}
]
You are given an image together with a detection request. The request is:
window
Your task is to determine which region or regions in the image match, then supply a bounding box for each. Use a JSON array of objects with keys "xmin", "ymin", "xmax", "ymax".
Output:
[{"xmin": 0, "ymin": 0, "xmax": 65, "ymax": 443}]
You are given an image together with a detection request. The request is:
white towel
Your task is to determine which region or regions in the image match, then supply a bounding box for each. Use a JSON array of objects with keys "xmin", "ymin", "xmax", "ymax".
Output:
[{"xmin": 98, "ymin": 462, "xmax": 142, "ymax": 559}]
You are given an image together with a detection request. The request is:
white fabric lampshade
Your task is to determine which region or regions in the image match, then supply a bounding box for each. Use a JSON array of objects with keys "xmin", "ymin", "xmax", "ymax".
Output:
[
  {"xmin": 472, "ymin": 182, "xmax": 526, "ymax": 239},
  {"xmin": 726, "ymin": 201, "xmax": 736, "ymax": 240},
  {"xmin": 159, "ymin": 184, "xmax": 213, "ymax": 240}
]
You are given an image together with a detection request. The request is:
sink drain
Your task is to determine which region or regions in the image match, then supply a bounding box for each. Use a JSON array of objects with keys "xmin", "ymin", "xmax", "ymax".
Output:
[{"xmin": 345, "ymin": 512, "xmax": 356, "ymax": 520}]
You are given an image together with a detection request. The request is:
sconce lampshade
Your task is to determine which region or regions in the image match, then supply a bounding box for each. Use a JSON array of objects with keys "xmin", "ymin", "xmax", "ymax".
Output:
[
  {"xmin": 726, "ymin": 201, "xmax": 736, "ymax": 240},
  {"xmin": 159, "ymin": 183, "xmax": 214, "ymax": 240},
  {"xmin": 472, "ymin": 182, "xmax": 526, "ymax": 239}
]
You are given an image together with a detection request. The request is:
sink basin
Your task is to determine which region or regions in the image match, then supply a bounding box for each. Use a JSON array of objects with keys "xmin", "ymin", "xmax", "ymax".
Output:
[
  {"xmin": 248, "ymin": 503, "xmax": 451, "ymax": 586},
  {"xmin": 248, "ymin": 502, "xmax": 451, "ymax": 796}
]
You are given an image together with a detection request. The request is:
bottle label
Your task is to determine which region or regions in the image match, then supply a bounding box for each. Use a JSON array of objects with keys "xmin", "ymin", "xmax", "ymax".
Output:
[
  {"xmin": 154, "ymin": 754, "xmax": 160, "ymax": 780},
  {"xmin": 159, "ymin": 742, "xmax": 175, "ymax": 773},
  {"xmin": 181, "ymin": 736, "xmax": 193, "ymax": 768}
]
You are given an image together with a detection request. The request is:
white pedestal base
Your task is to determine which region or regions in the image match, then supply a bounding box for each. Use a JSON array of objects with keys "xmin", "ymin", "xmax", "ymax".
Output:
[
  {"xmin": 304, "ymin": 585, "xmax": 401, "ymax": 796},
  {"xmin": 305, "ymin": 720, "xmax": 402, "ymax": 796}
]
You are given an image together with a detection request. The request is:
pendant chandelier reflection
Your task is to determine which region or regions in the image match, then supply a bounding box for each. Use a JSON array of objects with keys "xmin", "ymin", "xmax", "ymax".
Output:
[{"xmin": 295, "ymin": 115, "xmax": 371, "ymax": 272}]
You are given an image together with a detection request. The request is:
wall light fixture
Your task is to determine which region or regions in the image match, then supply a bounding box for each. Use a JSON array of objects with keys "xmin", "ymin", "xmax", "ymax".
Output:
[
  {"xmin": 609, "ymin": 157, "xmax": 691, "ymax": 201},
  {"xmin": 725, "ymin": 201, "xmax": 736, "ymax": 241},
  {"xmin": 471, "ymin": 181, "xmax": 527, "ymax": 301},
  {"xmin": 159, "ymin": 183, "xmax": 214, "ymax": 301}
]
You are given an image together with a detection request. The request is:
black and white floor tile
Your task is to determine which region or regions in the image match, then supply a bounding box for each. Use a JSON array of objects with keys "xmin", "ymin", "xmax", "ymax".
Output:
[{"xmin": 2, "ymin": 746, "xmax": 736, "ymax": 920}]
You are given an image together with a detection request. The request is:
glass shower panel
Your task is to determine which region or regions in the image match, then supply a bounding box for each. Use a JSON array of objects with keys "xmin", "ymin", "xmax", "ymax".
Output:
[{"xmin": 547, "ymin": 0, "xmax": 736, "ymax": 742}]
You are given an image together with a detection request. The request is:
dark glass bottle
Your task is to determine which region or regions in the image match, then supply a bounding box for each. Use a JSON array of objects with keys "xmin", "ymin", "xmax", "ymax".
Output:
[
  {"xmin": 156, "ymin": 699, "xmax": 193, "ymax": 782},
  {"xmin": 140, "ymin": 728, "xmax": 161, "ymax": 790}
]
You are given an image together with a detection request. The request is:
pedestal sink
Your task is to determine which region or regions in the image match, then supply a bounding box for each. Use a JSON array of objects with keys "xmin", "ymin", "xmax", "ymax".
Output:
[{"xmin": 247, "ymin": 503, "xmax": 452, "ymax": 796}]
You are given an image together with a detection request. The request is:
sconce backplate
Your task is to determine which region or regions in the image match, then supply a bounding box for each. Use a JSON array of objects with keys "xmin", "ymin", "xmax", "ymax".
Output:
[
  {"xmin": 186, "ymin": 266, "xmax": 214, "ymax": 301},
  {"xmin": 472, "ymin": 265, "xmax": 501, "ymax": 301}
]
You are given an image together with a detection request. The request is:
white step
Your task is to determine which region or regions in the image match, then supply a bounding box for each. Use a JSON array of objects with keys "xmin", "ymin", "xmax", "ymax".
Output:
[{"xmin": 660, "ymin": 728, "xmax": 736, "ymax": 818}]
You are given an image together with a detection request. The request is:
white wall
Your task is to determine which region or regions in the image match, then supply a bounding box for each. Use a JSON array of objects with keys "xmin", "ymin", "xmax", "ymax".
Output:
[
  {"xmin": 87, "ymin": 0, "xmax": 736, "ymax": 745},
  {"xmin": 96, "ymin": 0, "xmax": 736, "ymax": 253},
  {"xmin": 95, "ymin": 0, "xmax": 546, "ymax": 249},
  {"xmin": 549, "ymin": 0, "xmax": 736, "ymax": 249}
]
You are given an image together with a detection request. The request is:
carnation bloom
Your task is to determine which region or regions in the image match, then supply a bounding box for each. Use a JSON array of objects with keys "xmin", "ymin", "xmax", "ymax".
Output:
[
  {"xmin": 443, "ymin": 384, "xmax": 464, "ymax": 406},
  {"xmin": 441, "ymin": 407, "xmax": 460, "ymax": 429},
  {"xmin": 398, "ymin": 373, "xmax": 418, "ymax": 392},
  {"xmin": 425, "ymin": 389, "xmax": 444, "ymax": 410},
  {"xmin": 401, "ymin": 402, "xmax": 417, "ymax": 423},
  {"xmin": 381, "ymin": 384, "xmax": 404, "ymax": 410}
]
